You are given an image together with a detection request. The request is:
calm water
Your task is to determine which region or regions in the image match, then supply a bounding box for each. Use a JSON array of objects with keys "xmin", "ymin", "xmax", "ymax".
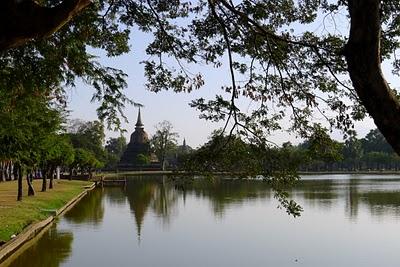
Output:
[{"xmin": 3, "ymin": 174, "xmax": 400, "ymax": 267}]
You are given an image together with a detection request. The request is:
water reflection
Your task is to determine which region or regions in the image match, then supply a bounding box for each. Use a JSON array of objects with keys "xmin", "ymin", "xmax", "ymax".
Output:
[
  {"xmin": 360, "ymin": 191, "xmax": 400, "ymax": 217},
  {"xmin": 178, "ymin": 179, "xmax": 272, "ymax": 216},
  {"xmin": 118, "ymin": 177, "xmax": 275, "ymax": 226},
  {"xmin": 346, "ymin": 179, "xmax": 360, "ymax": 219},
  {"xmin": 2, "ymin": 225, "xmax": 73, "ymax": 267},
  {"xmin": 114, "ymin": 177, "xmax": 179, "ymax": 239},
  {"xmin": 4, "ymin": 175, "xmax": 400, "ymax": 267},
  {"xmin": 151, "ymin": 179, "xmax": 178, "ymax": 224},
  {"xmin": 294, "ymin": 178, "xmax": 400, "ymax": 219},
  {"xmin": 124, "ymin": 178, "xmax": 156, "ymax": 239},
  {"xmin": 118, "ymin": 176, "xmax": 400, "ymax": 228},
  {"xmin": 64, "ymin": 189, "xmax": 104, "ymax": 226}
]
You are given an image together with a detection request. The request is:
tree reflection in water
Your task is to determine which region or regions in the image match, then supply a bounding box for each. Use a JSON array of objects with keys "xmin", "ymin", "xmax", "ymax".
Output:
[
  {"xmin": 4, "ymin": 175, "xmax": 400, "ymax": 267},
  {"xmin": 176, "ymin": 178, "xmax": 273, "ymax": 216},
  {"xmin": 119, "ymin": 176, "xmax": 276, "ymax": 239},
  {"xmin": 293, "ymin": 178, "xmax": 400, "ymax": 219},
  {"xmin": 2, "ymin": 224, "xmax": 73, "ymax": 267},
  {"xmin": 110, "ymin": 175, "xmax": 400, "ymax": 235},
  {"xmin": 64, "ymin": 189, "xmax": 105, "ymax": 226}
]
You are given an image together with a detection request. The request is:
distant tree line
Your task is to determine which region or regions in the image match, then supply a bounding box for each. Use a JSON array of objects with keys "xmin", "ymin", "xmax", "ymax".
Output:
[
  {"xmin": 181, "ymin": 127, "xmax": 400, "ymax": 175},
  {"xmin": 297, "ymin": 128, "xmax": 399, "ymax": 172}
]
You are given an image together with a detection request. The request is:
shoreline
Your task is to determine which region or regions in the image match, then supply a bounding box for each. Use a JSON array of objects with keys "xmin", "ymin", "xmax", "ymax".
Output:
[
  {"xmin": 102, "ymin": 170, "xmax": 400, "ymax": 177},
  {"xmin": 298, "ymin": 171, "xmax": 400, "ymax": 175},
  {"xmin": 0, "ymin": 182, "xmax": 96, "ymax": 264},
  {"xmin": 102, "ymin": 170, "xmax": 175, "ymax": 176}
]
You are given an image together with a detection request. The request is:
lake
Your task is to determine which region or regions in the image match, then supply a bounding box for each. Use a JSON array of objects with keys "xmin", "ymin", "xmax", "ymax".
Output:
[{"xmin": 3, "ymin": 174, "xmax": 400, "ymax": 267}]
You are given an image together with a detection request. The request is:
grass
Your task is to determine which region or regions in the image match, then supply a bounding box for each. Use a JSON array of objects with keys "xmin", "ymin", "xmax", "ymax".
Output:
[{"xmin": 0, "ymin": 179, "xmax": 91, "ymax": 243}]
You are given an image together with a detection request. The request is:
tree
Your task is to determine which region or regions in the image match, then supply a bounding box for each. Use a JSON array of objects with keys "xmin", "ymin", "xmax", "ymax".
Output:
[
  {"xmin": 343, "ymin": 1, "xmax": 400, "ymax": 154},
  {"xmin": 72, "ymin": 148, "xmax": 103, "ymax": 179},
  {"xmin": 150, "ymin": 121, "xmax": 179, "ymax": 170},
  {"xmin": 67, "ymin": 120, "xmax": 107, "ymax": 165},
  {"xmin": 66, "ymin": 120, "xmax": 106, "ymax": 178},
  {"xmin": 342, "ymin": 136, "xmax": 363, "ymax": 171},
  {"xmin": 105, "ymin": 136, "xmax": 127, "ymax": 168},
  {"xmin": 136, "ymin": 154, "xmax": 151, "ymax": 166},
  {"xmin": 361, "ymin": 129, "xmax": 394, "ymax": 154},
  {"xmin": 0, "ymin": 2, "xmax": 133, "ymax": 130},
  {"xmin": 362, "ymin": 152, "xmax": 392, "ymax": 170},
  {"xmin": 0, "ymin": 0, "xmax": 400, "ymax": 157},
  {"xmin": 1, "ymin": 1, "xmax": 400, "ymax": 154},
  {"xmin": 4, "ymin": 1, "xmax": 400, "ymax": 215},
  {"xmin": 141, "ymin": 0, "xmax": 400, "ymax": 159},
  {"xmin": 40, "ymin": 135, "xmax": 75, "ymax": 190},
  {"xmin": 0, "ymin": 92, "xmax": 63, "ymax": 199},
  {"xmin": 305, "ymin": 125, "xmax": 343, "ymax": 164},
  {"xmin": 184, "ymin": 130, "xmax": 303, "ymax": 216}
]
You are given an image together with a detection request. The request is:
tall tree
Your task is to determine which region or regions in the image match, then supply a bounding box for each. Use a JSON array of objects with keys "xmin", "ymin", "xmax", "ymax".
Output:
[
  {"xmin": 150, "ymin": 121, "xmax": 179, "ymax": 170},
  {"xmin": 342, "ymin": 135, "xmax": 363, "ymax": 171}
]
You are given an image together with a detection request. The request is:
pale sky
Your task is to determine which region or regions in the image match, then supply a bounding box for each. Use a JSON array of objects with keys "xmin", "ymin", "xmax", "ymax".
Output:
[
  {"xmin": 66, "ymin": 18, "xmax": 390, "ymax": 148},
  {"xmin": 67, "ymin": 31, "xmax": 228, "ymax": 148}
]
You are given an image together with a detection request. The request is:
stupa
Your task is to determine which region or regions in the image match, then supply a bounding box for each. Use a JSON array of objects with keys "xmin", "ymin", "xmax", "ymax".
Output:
[{"xmin": 119, "ymin": 108, "xmax": 159, "ymax": 170}]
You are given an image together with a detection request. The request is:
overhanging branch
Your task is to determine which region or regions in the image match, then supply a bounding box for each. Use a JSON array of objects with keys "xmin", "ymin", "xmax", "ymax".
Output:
[{"xmin": 0, "ymin": 0, "xmax": 91, "ymax": 51}]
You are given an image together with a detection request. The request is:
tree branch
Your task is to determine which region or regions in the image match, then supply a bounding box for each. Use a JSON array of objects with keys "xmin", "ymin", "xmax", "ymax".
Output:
[
  {"xmin": 344, "ymin": 0, "xmax": 400, "ymax": 154},
  {"xmin": 0, "ymin": 0, "xmax": 91, "ymax": 51}
]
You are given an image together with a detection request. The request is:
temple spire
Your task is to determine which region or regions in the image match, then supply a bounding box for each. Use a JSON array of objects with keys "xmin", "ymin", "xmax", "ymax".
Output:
[{"xmin": 135, "ymin": 107, "xmax": 144, "ymax": 128}]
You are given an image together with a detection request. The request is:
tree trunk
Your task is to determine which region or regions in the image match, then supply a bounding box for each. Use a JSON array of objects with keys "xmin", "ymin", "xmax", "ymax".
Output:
[
  {"xmin": 0, "ymin": 162, "xmax": 4, "ymax": 182},
  {"xmin": 27, "ymin": 171, "xmax": 35, "ymax": 196},
  {"xmin": 49, "ymin": 167, "xmax": 54, "ymax": 189},
  {"xmin": 9, "ymin": 162, "xmax": 14, "ymax": 181},
  {"xmin": 4, "ymin": 162, "xmax": 9, "ymax": 181},
  {"xmin": 161, "ymin": 155, "xmax": 166, "ymax": 171},
  {"xmin": 16, "ymin": 164, "xmax": 22, "ymax": 201},
  {"xmin": 0, "ymin": 0, "xmax": 91, "ymax": 51},
  {"xmin": 41, "ymin": 169, "xmax": 47, "ymax": 192},
  {"xmin": 344, "ymin": 0, "xmax": 400, "ymax": 156}
]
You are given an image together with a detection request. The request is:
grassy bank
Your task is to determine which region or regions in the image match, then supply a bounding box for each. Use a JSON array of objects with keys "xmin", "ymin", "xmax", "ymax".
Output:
[{"xmin": 0, "ymin": 179, "xmax": 91, "ymax": 243}]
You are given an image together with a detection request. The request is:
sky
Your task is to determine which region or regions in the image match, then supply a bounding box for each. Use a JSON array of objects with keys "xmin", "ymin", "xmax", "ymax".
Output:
[
  {"xmin": 65, "ymin": 13, "xmax": 385, "ymax": 148},
  {"xmin": 67, "ymin": 31, "xmax": 229, "ymax": 148}
]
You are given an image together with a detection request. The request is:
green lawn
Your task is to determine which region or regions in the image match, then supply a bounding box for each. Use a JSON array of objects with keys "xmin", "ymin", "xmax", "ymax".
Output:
[{"xmin": 0, "ymin": 179, "xmax": 91, "ymax": 243}]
